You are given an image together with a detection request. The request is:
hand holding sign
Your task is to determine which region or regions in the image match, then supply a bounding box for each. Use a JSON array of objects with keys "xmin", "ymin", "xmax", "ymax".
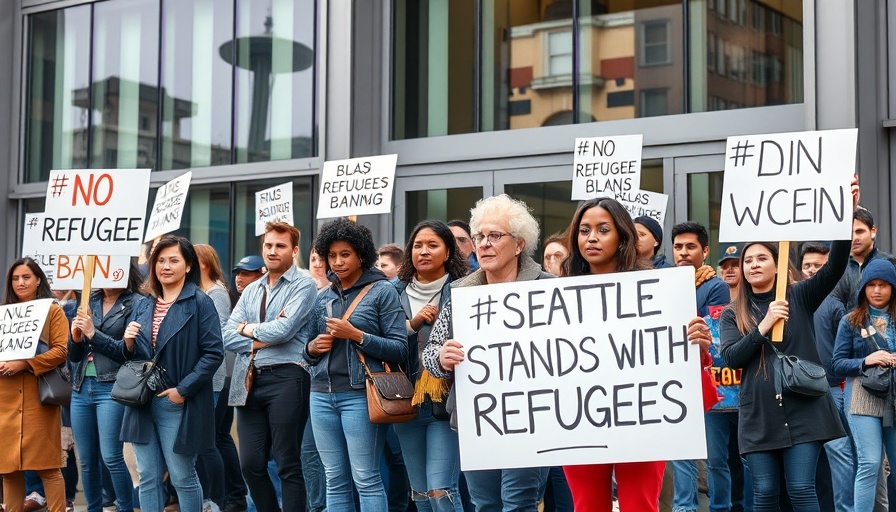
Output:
[
  {"xmin": 438, "ymin": 339, "xmax": 465, "ymax": 372},
  {"xmin": 0, "ymin": 360, "xmax": 30, "ymax": 376}
]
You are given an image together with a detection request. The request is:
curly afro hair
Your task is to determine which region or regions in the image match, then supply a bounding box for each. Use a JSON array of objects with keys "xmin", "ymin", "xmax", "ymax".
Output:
[{"xmin": 313, "ymin": 218, "xmax": 379, "ymax": 272}]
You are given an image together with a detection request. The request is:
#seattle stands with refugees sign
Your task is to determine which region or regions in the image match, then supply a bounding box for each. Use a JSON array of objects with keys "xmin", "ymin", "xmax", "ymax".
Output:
[
  {"xmin": 41, "ymin": 169, "xmax": 152, "ymax": 256},
  {"xmin": 0, "ymin": 299, "xmax": 54, "ymax": 361},
  {"xmin": 317, "ymin": 154, "xmax": 398, "ymax": 219},
  {"xmin": 718, "ymin": 129, "xmax": 857, "ymax": 243},
  {"xmin": 23, "ymin": 213, "xmax": 130, "ymax": 290},
  {"xmin": 450, "ymin": 266, "xmax": 705, "ymax": 471}
]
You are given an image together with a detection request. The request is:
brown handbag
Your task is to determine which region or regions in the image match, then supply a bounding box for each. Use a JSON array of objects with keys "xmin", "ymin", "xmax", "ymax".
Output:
[{"xmin": 342, "ymin": 284, "xmax": 418, "ymax": 424}]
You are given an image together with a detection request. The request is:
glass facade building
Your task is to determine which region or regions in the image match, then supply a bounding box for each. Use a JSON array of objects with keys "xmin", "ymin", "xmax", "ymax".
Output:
[{"xmin": 0, "ymin": 0, "xmax": 893, "ymax": 274}]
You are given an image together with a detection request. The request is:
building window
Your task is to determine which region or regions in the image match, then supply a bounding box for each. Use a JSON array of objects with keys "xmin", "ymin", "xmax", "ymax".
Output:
[
  {"xmin": 546, "ymin": 31, "xmax": 573, "ymax": 77},
  {"xmin": 23, "ymin": 0, "xmax": 317, "ymax": 183},
  {"xmin": 640, "ymin": 88, "xmax": 668, "ymax": 117},
  {"xmin": 640, "ymin": 21, "xmax": 671, "ymax": 66}
]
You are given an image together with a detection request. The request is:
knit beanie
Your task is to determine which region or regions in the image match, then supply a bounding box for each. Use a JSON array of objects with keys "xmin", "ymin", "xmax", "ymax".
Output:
[
  {"xmin": 860, "ymin": 259, "xmax": 896, "ymax": 292},
  {"xmin": 634, "ymin": 216, "xmax": 663, "ymax": 245}
]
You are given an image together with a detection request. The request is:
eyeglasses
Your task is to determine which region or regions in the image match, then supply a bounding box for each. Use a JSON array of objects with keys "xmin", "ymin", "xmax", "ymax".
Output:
[{"xmin": 472, "ymin": 232, "xmax": 515, "ymax": 246}]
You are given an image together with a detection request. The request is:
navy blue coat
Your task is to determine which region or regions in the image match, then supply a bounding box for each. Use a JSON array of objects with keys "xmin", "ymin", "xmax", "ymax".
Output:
[{"xmin": 120, "ymin": 282, "xmax": 224, "ymax": 455}]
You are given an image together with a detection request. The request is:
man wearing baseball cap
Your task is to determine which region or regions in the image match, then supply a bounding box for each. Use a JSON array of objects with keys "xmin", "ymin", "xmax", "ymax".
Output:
[
  {"xmin": 718, "ymin": 243, "xmax": 744, "ymax": 295},
  {"xmin": 233, "ymin": 255, "xmax": 266, "ymax": 295}
]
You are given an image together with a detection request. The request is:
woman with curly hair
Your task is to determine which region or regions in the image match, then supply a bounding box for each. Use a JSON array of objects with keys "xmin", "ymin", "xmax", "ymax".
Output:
[
  {"xmin": 303, "ymin": 218, "xmax": 409, "ymax": 511},
  {"xmin": 393, "ymin": 220, "xmax": 468, "ymax": 511}
]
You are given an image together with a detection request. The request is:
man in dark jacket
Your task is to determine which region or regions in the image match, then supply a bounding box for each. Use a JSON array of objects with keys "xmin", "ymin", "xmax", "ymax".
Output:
[{"xmin": 831, "ymin": 207, "xmax": 896, "ymax": 311}]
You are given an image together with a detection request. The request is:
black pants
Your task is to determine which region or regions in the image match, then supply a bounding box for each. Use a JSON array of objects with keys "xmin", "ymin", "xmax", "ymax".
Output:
[
  {"xmin": 216, "ymin": 380, "xmax": 249, "ymax": 506},
  {"xmin": 237, "ymin": 364, "xmax": 310, "ymax": 512}
]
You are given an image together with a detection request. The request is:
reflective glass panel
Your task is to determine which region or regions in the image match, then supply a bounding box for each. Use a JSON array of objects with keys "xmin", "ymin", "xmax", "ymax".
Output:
[
  {"xmin": 160, "ymin": 0, "xmax": 234, "ymax": 170},
  {"xmin": 405, "ymin": 187, "xmax": 484, "ymax": 236},
  {"xmin": 234, "ymin": 0, "xmax": 316, "ymax": 163},
  {"xmin": 168, "ymin": 184, "xmax": 233, "ymax": 270},
  {"xmin": 90, "ymin": 0, "xmax": 160, "ymax": 170},
  {"xmin": 689, "ymin": 0, "xmax": 803, "ymax": 112},
  {"xmin": 25, "ymin": 6, "xmax": 91, "ymax": 182},
  {"xmin": 687, "ymin": 171, "xmax": 724, "ymax": 264}
]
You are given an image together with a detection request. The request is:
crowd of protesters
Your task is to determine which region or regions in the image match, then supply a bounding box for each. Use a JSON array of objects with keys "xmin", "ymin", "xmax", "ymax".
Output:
[{"xmin": 7, "ymin": 177, "xmax": 896, "ymax": 512}]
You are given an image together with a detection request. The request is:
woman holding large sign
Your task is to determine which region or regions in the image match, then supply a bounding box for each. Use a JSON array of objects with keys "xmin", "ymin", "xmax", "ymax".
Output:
[
  {"xmin": 119, "ymin": 235, "xmax": 225, "ymax": 512},
  {"xmin": 425, "ymin": 194, "xmax": 552, "ymax": 511},
  {"xmin": 0, "ymin": 257, "xmax": 69, "ymax": 512},
  {"xmin": 720, "ymin": 178, "xmax": 858, "ymax": 512},
  {"xmin": 393, "ymin": 220, "xmax": 468, "ymax": 511}
]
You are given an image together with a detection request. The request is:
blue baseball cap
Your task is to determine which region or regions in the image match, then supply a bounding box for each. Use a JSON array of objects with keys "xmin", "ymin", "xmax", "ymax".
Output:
[
  {"xmin": 233, "ymin": 255, "xmax": 265, "ymax": 272},
  {"xmin": 718, "ymin": 243, "xmax": 744, "ymax": 264}
]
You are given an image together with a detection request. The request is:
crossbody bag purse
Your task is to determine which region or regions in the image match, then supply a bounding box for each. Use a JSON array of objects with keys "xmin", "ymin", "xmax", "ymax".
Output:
[
  {"xmin": 765, "ymin": 338, "xmax": 828, "ymax": 400},
  {"xmin": 860, "ymin": 318, "xmax": 892, "ymax": 398}
]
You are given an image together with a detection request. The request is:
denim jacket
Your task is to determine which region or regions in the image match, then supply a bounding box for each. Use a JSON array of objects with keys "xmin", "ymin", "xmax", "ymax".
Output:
[
  {"xmin": 69, "ymin": 289, "xmax": 142, "ymax": 392},
  {"xmin": 303, "ymin": 270, "xmax": 408, "ymax": 392},
  {"xmin": 832, "ymin": 314, "xmax": 891, "ymax": 379}
]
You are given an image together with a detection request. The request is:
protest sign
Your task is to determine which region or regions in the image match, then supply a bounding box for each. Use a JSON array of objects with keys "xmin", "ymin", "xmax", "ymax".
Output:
[
  {"xmin": 719, "ymin": 129, "xmax": 857, "ymax": 242},
  {"xmin": 572, "ymin": 135, "xmax": 642, "ymax": 200},
  {"xmin": 22, "ymin": 213, "xmax": 131, "ymax": 290},
  {"xmin": 317, "ymin": 154, "xmax": 398, "ymax": 219},
  {"xmin": 41, "ymin": 169, "xmax": 151, "ymax": 256},
  {"xmin": 0, "ymin": 298, "xmax": 54, "ymax": 361},
  {"xmin": 617, "ymin": 190, "xmax": 668, "ymax": 226},
  {"xmin": 144, "ymin": 172, "xmax": 192, "ymax": 242},
  {"xmin": 450, "ymin": 266, "xmax": 704, "ymax": 471},
  {"xmin": 255, "ymin": 182, "xmax": 294, "ymax": 236}
]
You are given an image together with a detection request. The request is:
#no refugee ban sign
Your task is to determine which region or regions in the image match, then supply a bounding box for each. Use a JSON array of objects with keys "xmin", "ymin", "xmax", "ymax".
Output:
[
  {"xmin": 719, "ymin": 129, "xmax": 857, "ymax": 242},
  {"xmin": 0, "ymin": 298, "xmax": 54, "ymax": 361},
  {"xmin": 317, "ymin": 154, "xmax": 398, "ymax": 219},
  {"xmin": 450, "ymin": 266, "xmax": 705, "ymax": 471},
  {"xmin": 42, "ymin": 169, "xmax": 152, "ymax": 256}
]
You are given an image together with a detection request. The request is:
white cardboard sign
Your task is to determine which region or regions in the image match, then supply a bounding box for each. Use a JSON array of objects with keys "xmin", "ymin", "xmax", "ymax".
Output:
[
  {"xmin": 23, "ymin": 213, "xmax": 131, "ymax": 290},
  {"xmin": 572, "ymin": 135, "xmax": 643, "ymax": 200},
  {"xmin": 617, "ymin": 190, "xmax": 669, "ymax": 226},
  {"xmin": 144, "ymin": 172, "xmax": 192, "ymax": 242},
  {"xmin": 255, "ymin": 182, "xmax": 294, "ymax": 236},
  {"xmin": 0, "ymin": 298, "xmax": 54, "ymax": 361},
  {"xmin": 42, "ymin": 169, "xmax": 151, "ymax": 256},
  {"xmin": 719, "ymin": 129, "xmax": 857, "ymax": 242},
  {"xmin": 317, "ymin": 154, "xmax": 398, "ymax": 219},
  {"xmin": 450, "ymin": 267, "xmax": 705, "ymax": 471}
]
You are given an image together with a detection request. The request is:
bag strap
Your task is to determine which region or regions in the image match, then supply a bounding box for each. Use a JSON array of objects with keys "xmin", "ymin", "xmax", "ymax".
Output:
[
  {"xmin": 764, "ymin": 338, "xmax": 786, "ymax": 400},
  {"xmin": 342, "ymin": 284, "xmax": 380, "ymax": 376},
  {"xmin": 863, "ymin": 317, "xmax": 889, "ymax": 352}
]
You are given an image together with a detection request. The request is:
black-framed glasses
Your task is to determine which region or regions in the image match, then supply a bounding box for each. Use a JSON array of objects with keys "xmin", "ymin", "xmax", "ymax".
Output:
[{"xmin": 472, "ymin": 232, "xmax": 515, "ymax": 246}]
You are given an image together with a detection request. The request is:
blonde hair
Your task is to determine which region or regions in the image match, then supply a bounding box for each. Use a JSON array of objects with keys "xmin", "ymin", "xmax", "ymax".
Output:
[{"xmin": 469, "ymin": 194, "xmax": 540, "ymax": 257}]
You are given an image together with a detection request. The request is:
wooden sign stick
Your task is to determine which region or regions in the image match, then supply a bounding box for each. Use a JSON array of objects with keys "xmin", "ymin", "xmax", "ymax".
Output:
[
  {"xmin": 771, "ymin": 241, "xmax": 789, "ymax": 342},
  {"xmin": 72, "ymin": 255, "xmax": 96, "ymax": 338}
]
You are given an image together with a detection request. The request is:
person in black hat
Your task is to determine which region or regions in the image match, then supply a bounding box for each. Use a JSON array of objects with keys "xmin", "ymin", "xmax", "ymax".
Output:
[
  {"xmin": 718, "ymin": 243, "xmax": 744, "ymax": 295},
  {"xmin": 232, "ymin": 255, "xmax": 266, "ymax": 296},
  {"xmin": 633, "ymin": 216, "xmax": 670, "ymax": 268}
]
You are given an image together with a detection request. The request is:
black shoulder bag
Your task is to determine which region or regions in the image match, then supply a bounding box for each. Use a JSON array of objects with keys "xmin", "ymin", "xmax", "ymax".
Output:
[
  {"xmin": 111, "ymin": 345, "xmax": 167, "ymax": 407},
  {"xmin": 860, "ymin": 319, "xmax": 892, "ymax": 398},
  {"xmin": 766, "ymin": 339, "xmax": 828, "ymax": 400}
]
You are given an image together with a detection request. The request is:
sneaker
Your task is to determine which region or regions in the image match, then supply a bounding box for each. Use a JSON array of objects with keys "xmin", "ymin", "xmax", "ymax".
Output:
[
  {"xmin": 65, "ymin": 500, "xmax": 74, "ymax": 512},
  {"xmin": 22, "ymin": 492, "xmax": 47, "ymax": 512}
]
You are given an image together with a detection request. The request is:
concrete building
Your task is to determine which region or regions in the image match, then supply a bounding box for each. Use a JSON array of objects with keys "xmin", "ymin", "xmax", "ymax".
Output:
[{"xmin": 0, "ymin": 0, "xmax": 889, "ymax": 275}]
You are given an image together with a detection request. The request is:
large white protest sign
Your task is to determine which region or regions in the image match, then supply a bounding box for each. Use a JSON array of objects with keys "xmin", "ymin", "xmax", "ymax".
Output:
[
  {"xmin": 617, "ymin": 190, "xmax": 669, "ymax": 226},
  {"xmin": 450, "ymin": 266, "xmax": 704, "ymax": 471},
  {"xmin": 317, "ymin": 154, "xmax": 398, "ymax": 219},
  {"xmin": 0, "ymin": 298, "xmax": 54, "ymax": 361},
  {"xmin": 572, "ymin": 135, "xmax": 642, "ymax": 200},
  {"xmin": 144, "ymin": 172, "xmax": 192, "ymax": 242},
  {"xmin": 255, "ymin": 182, "xmax": 294, "ymax": 236},
  {"xmin": 719, "ymin": 129, "xmax": 857, "ymax": 242},
  {"xmin": 23, "ymin": 213, "xmax": 131, "ymax": 290},
  {"xmin": 42, "ymin": 169, "xmax": 151, "ymax": 255}
]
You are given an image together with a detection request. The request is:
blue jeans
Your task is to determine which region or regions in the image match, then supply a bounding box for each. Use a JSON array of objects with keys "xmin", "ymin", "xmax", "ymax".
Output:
[
  {"xmin": 393, "ymin": 404, "xmax": 463, "ymax": 512},
  {"xmin": 302, "ymin": 420, "xmax": 327, "ymax": 512},
  {"xmin": 311, "ymin": 391, "xmax": 388, "ymax": 511},
  {"xmin": 744, "ymin": 442, "xmax": 822, "ymax": 512},
  {"xmin": 70, "ymin": 378, "xmax": 134, "ymax": 512},
  {"xmin": 132, "ymin": 396, "xmax": 203, "ymax": 512},
  {"xmin": 463, "ymin": 466, "xmax": 549, "ymax": 512},
  {"xmin": 672, "ymin": 459, "xmax": 698, "ymax": 511},
  {"xmin": 705, "ymin": 411, "xmax": 750, "ymax": 512},
  {"xmin": 847, "ymin": 412, "xmax": 896, "ymax": 512},
  {"xmin": 824, "ymin": 386, "xmax": 855, "ymax": 512}
]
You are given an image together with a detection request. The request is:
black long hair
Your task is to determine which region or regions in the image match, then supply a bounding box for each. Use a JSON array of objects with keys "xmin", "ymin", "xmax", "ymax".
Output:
[
  {"xmin": 397, "ymin": 220, "xmax": 469, "ymax": 282},
  {"xmin": 5, "ymin": 257, "xmax": 53, "ymax": 304},
  {"xmin": 563, "ymin": 198, "xmax": 650, "ymax": 276},
  {"xmin": 145, "ymin": 235, "xmax": 201, "ymax": 298}
]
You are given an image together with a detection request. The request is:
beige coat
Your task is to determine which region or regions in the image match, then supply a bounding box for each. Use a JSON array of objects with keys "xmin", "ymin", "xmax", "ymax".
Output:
[{"xmin": 0, "ymin": 304, "xmax": 68, "ymax": 473}]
